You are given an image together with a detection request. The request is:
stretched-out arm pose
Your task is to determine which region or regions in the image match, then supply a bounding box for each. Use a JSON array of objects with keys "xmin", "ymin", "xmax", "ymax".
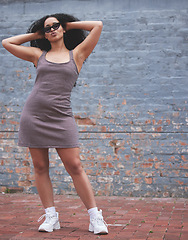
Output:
[
  {"xmin": 2, "ymin": 13, "xmax": 108, "ymax": 235},
  {"xmin": 2, "ymin": 20, "xmax": 102, "ymax": 70}
]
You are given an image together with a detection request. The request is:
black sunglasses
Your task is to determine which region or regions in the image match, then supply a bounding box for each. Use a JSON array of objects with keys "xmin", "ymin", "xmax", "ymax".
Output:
[{"xmin": 44, "ymin": 22, "xmax": 61, "ymax": 33}]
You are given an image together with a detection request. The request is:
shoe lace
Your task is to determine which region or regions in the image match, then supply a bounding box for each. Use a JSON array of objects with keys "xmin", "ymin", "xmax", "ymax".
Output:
[
  {"xmin": 38, "ymin": 214, "xmax": 52, "ymax": 224},
  {"xmin": 38, "ymin": 214, "xmax": 46, "ymax": 222},
  {"xmin": 92, "ymin": 215, "xmax": 108, "ymax": 227},
  {"xmin": 99, "ymin": 217, "xmax": 108, "ymax": 227}
]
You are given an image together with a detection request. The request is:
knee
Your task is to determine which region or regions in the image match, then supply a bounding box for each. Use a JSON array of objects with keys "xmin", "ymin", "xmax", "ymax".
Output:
[
  {"xmin": 66, "ymin": 159, "xmax": 83, "ymax": 176},
  {"xmin": 34, "ymin": 162, "xmax": 49, "ymax": 175}
]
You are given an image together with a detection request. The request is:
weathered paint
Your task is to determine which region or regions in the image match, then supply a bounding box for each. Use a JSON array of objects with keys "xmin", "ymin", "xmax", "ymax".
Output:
[{"xmin": 0, "ymin": 0, "xmax": 188, "ymax": 197}]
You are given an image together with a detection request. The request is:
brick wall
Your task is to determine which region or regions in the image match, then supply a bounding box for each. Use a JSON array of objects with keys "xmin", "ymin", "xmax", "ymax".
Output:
[{"xmin": 0, "ymin": 0, "xmax": 188, "ymax": 197}]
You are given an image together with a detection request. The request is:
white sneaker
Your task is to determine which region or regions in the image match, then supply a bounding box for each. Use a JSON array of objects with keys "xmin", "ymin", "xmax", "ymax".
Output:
[
  {"xmin": 38, "ymin": 212, "xmax": 60, "ymax": 232},
  {"xmin": 89, "ymin": 209, "xmax": 108, "ymax": 234}
]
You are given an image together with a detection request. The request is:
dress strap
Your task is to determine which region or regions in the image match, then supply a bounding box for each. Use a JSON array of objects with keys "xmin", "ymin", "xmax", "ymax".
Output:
[
  {"xmin": 36, "ymin": 51, "xmax": 46, "ymax": 68},
  {"xmin": 69, "ymin": 50, "xmax": 74, "ymax": 60},
  {"xmin": 69, "ymin": 50, "xmax": 79, "ymax": 74},
  {"xmin": 41, "ymin": 51, "xmax": 47, "ymax": 57}
]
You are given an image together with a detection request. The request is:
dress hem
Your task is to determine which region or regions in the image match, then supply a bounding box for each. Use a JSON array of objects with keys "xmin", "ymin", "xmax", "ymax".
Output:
[{"xmin": 18, "ymin": 143, "xmax": 80, "ymax": 149}]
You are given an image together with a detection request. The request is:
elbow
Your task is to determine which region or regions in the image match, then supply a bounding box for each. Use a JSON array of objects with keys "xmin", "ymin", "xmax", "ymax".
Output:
[
  {"xmin": 94, "ymin": 21, "xmax": 103, "ymax": 32},
  {"xmin": 2, "ymin": 39, "xmax": 8, "ymax": 48},
  {"xmin": 2, "ymin": 39, "xmax": 6, "ymax": 47},
  {"xmin": 98, "ymin": 21, "xmax": 103, "ymax": 29},
  {"xmin": 2, "ymin": 39, "xmax": 12, "ymax": 51}
]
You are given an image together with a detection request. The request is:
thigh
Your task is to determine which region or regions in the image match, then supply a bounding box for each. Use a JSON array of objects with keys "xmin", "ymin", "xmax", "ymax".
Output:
[
  {"xmin": 29, "ymin": 148, "xmax": 49, "ymax": 170},
  {"xmin": 56, "ymin": 148, "xmax": 81, "ymax": 168}
]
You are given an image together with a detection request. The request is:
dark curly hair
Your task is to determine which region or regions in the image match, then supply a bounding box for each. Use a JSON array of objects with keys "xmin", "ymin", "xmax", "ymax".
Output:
[{"xmin": 27, "ymin": 13, "xmax": 86, "ymax": 51}]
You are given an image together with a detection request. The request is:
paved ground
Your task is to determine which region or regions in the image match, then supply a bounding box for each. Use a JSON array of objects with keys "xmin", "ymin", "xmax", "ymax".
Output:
[{"xmin": 0, "ymin": 194, "xmax": 187, "ymax": 240}]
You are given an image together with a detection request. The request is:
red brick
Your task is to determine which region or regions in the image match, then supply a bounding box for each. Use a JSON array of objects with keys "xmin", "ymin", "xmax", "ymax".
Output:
[
  {"xmin": 0, "ymin": 195, "xmax": 186, "ymax": 240},
  {"xmin": 145, "ymin": 177, "xmax": 153, "ymax": 184}
]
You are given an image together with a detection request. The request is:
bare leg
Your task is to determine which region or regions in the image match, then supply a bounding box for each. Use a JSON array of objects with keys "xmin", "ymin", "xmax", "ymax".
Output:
[
  {"xmin": 56, "ymin": 148, "xmax": 96, "ymax": 210},
  {"xmin": 29, "ymin": 148, "xmax": 54, "ymax": 209}
]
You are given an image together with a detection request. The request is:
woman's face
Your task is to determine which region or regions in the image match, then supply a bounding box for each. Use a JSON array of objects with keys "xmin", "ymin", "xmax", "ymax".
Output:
[{"xmin": 44, "ymin": 17, "xmax": 64, "ymax": 42}]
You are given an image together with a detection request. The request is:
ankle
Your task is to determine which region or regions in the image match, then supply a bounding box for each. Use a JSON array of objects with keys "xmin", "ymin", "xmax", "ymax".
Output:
[
  {"xmin": 88, "ymin": 207, "xmax": 98, "ymax": 219},
  {"xmin": 45, "ymin": 206, "xmax": 56, "ymax": 216}
]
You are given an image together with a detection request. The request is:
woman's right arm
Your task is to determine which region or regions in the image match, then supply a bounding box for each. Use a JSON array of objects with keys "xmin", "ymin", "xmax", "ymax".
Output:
[{"xmin": 2, "ymin": 32, "xmax": 43, "ymax": 67}]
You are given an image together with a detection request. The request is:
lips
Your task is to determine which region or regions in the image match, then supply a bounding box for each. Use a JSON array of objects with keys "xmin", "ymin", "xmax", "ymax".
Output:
[{"xmin": 51, "ymin": 32, "xmax": 57, "ymax": 37}]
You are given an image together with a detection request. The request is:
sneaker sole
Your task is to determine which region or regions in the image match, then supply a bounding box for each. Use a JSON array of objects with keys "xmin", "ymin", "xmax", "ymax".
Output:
[
  {"xmin": 39, "ymin": 227, "xmax": 60, "ymax": 232},
  {"xmin": 38, "ymin": 222, "xmax": 60, "ymax": 232},
  {"xmin": 39, "ymin": 229, "xmax": 53, "ymax": 232},
  {"xmin": 89, "ymin": 229, "xmax": 108, "ymax": 235}
]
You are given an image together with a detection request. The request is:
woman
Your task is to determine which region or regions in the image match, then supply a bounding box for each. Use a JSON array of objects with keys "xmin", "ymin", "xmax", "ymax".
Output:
[{"xmin": 2, "ymin": 13, "xmax": 108, "ymax": 235}]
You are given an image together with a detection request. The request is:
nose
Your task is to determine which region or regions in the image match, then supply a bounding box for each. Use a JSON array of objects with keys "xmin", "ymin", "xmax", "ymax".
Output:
[{"xmin": 50, "ymin": 26, "xmax": 55, "ymax": 32}]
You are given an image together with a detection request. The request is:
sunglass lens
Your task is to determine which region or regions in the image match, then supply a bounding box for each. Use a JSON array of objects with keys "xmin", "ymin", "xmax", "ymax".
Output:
[
  {"xmin": 53, "ymin": 23, "xmax": 60, "ymax": 30},
  {"xmin": 44, "ymin": 23, "xmax": 60, "ymax": 33},
  {"xmin": 44, "ymin": 27, "xmax": 50, "ymax": 33}
]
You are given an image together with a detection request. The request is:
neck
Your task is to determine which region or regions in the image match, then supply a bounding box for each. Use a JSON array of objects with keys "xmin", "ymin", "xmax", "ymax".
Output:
[{"xmin": 50, "ymin": 40, "xmax": 68, "ymax": 52}]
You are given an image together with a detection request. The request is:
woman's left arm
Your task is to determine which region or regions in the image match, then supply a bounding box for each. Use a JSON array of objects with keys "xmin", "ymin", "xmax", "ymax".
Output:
[{"xmin": 66, "ymin": 21, "xmax": 103, "ymax": 70}]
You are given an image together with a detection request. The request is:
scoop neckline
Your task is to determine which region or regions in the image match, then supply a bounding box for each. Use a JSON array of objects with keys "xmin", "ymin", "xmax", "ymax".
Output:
[{"xmin": 44, "ymin": 51, "xmax": 71, "ymax": 65}]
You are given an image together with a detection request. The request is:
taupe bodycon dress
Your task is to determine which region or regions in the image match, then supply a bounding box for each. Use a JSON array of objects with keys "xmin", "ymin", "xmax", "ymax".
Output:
[{"xmin": 18, "ymin": 50, "xmax": 79, "ymax": 148}]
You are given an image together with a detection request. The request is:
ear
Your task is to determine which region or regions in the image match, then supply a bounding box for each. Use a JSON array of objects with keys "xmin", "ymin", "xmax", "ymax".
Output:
[{"xmin": 44, "ymin": 34, "xmax": 49, "ymax": 40}]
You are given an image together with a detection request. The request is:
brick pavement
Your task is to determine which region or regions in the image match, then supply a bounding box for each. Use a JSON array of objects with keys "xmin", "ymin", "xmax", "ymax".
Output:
[{"xmin": 0, "ymin": 194, "xmax": 187, "ymax": 240}]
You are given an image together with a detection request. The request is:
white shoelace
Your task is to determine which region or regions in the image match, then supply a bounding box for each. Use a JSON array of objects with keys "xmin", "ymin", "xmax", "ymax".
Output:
[
  {"xmin": 91, "ymin": 215, "xmax": 108, "ymax": 227},
  {"xmin": 38, "ymin": 214, "xmax": 47, "ymax": 222},
  {"xmin": 38, "ymin": 214, "xmax": 55, "ymax": 223}
]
